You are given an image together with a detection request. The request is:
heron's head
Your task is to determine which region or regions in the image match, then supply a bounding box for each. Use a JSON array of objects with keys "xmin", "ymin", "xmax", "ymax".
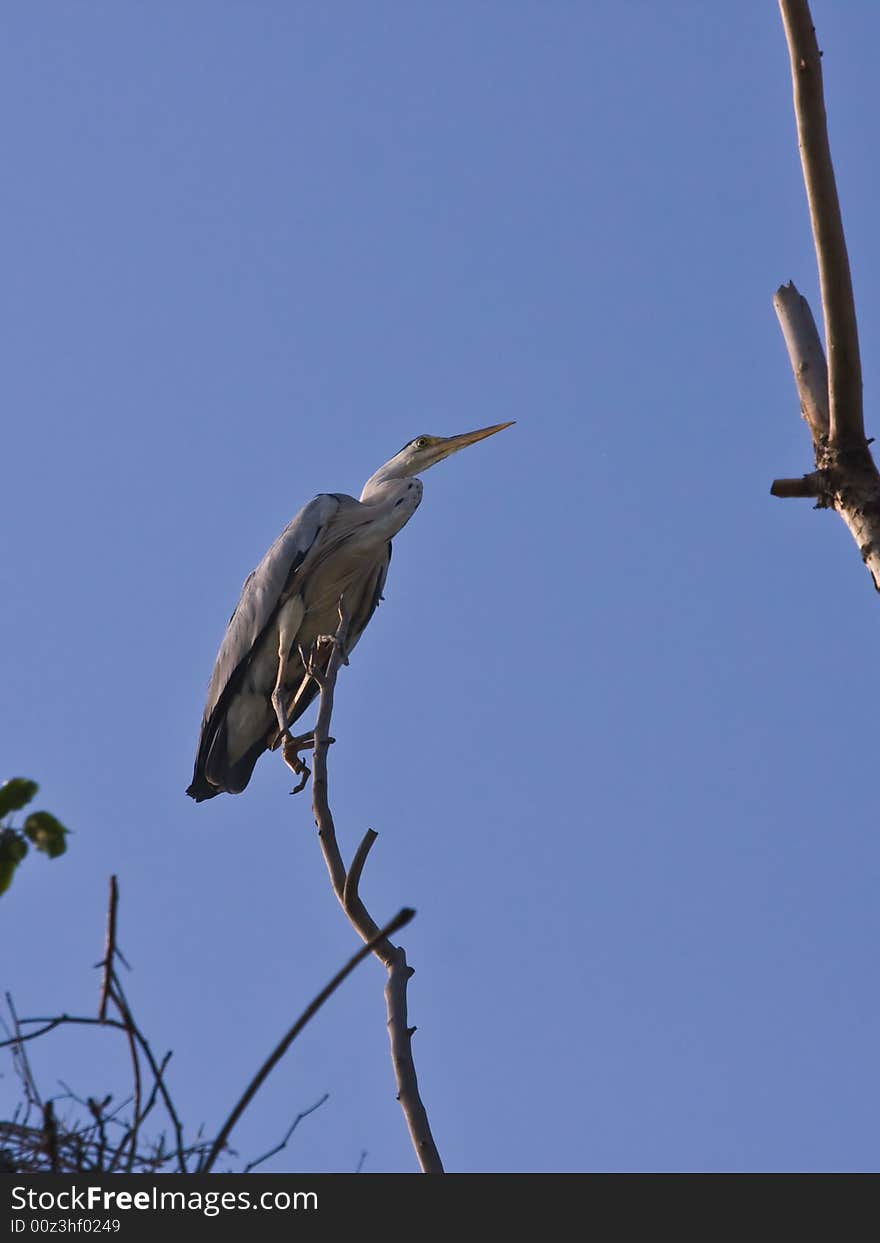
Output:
[{"xmin": 361, "ymin": 422, "xmax": 514, "ymax": 499}]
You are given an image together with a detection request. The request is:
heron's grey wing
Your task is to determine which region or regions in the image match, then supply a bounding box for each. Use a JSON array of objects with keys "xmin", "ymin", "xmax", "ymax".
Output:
[
  {"xmin": 202, "ymin": 494, "xmax": 340, "ymax": 723},
  {"xmin": 187, "ymin": 493, "xmax": 341, "ymax": 800},
  {"xmin": 264, "ymin": 535, "xmax": 392, "ymax": 753},
  {"xmin": 340, "ymin": 539, "xmax": 392, "ymax": 657},
  {"xmin": 261, "ymin": 534, "xmax": 392, "ymax": 745}
]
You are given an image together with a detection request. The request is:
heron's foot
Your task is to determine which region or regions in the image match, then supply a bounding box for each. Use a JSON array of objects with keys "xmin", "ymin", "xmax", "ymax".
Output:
[
  {"xmin": 298, "ymin": 644, "xmax": 329, "ymax": 690},
  {"xmin": 315, "ymin": 632, "xmax": 350, "ymax": 667},
  {"xmin": 300, "ymin": 635, "xmax": 348, "ymax": 686},
  {"xmin": 281, "ymin": 731, "xmax": 313, "ymax": 794},
  {"xmin": 281, "ymin": 730, "xmax": 336, "ymax": 793}
]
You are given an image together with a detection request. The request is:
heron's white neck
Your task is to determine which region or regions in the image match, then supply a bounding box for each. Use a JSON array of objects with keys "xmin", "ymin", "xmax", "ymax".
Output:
[
  {"xmin": 359, "ymin": 456, "xmax": 409, "ymax": 501},
  {"xmin": 357, "ymin": 474, "xmax": 424, "ymax": 538}
]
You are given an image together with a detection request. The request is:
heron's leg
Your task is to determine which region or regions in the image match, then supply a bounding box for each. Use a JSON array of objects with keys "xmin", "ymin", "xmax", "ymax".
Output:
[
  {"xmin": 287, "ymin": 661, "xmax": 319, "ymax": 721},
  {"xmin": 270, "ymin": 627, "xmax": 293, "ymax": 741},
  {"xmin": 271, "ymin": 619, "xmax": 312, "ymax": 793},
  {"xmin": 315, "ymin": 597, "xmax": 351, "ymax": 665},
  {"xmin": 282, "ymin": 641, "xmax": 340, "ymax": 787},
  {"xmin": 279, "ymin": 620, "xmax": 347, "ymax": 793}
]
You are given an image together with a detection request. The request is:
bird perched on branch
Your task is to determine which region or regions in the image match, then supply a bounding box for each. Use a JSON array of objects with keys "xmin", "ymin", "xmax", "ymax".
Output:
[{"xmin": 187, "ymin": 422, "xmax": 513, "ymax": 801}]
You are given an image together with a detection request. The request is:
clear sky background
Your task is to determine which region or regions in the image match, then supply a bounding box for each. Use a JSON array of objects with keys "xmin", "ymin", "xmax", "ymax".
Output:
[{"xmin": 2, "ymin": 2, "xmax": 878, "ymax": 1174}]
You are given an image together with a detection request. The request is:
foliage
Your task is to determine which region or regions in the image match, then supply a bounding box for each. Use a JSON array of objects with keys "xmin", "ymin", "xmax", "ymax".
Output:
[{"xmin": 0, "ymin": 779, "xmax": 69, "ymax": 896}]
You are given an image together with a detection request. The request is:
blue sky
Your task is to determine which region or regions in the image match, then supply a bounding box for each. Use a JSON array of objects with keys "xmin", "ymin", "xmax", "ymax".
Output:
[{"xmin": 2, "ymin": 2, "xmax": 878, "ymax": 1173}]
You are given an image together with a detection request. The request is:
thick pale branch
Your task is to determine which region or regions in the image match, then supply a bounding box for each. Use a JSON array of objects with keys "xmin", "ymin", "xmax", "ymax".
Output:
[
  {"xmin": 772, "ymin": 5, "xmax": 880, "ymax": 591},
  {"xmin": 773, "ymin": 282, "xmax": 829, "ymax": 441},
  {"xmin": 779, "ymin": 0, "xmax": 862, "ymax": 442},
  {"xmin": 837, "ymin": 496, "xmax": 880, "ymax": 592},
  {"xmin": 384, "ymin": 949, "xmax": 440, "ymax": 1173}
]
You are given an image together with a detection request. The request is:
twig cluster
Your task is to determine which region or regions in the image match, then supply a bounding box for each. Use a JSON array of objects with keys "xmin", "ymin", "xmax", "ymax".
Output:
[
  {"xmin": 1, "ymin": 877, "xmax": 202, "ymax": 1174},
  {"xmin": 0, "ymin": 875, "xmax": 379, "ymax": 1174}
]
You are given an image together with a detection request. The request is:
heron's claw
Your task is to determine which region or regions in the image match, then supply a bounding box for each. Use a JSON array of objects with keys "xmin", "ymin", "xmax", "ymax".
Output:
[
  {"xmin": 315, "ymin": 633, "xmax": 349, "ymax": 667},
  {"xmin": 282, "ymin": 732, "xmax": 313, "ymax": 794},
  {"xmin": 290, "ymin": 766, "xmax": 310, "ymax": 795}
]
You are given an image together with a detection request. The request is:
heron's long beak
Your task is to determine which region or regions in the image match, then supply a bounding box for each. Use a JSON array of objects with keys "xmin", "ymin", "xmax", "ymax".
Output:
[{"xmin": 436, "ymin": 421, "xmax": 515, "ymax": 461}]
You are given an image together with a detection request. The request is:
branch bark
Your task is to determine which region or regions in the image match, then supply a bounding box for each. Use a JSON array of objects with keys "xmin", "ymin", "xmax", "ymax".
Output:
[
  {"xmin": 778, "ymin": 0, "xmax": 862, "ymax": 442},
  {"xmin": 303, "ymin": 609, "xmax": 445, "ymax": 1174},
  {"xmin": 772, "ymin": 2, "xmax": 880, "ymax": 590}
]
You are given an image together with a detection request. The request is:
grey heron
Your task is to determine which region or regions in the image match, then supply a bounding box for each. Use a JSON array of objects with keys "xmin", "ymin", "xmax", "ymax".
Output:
[{"xmin": 187, "ymin": 422, "xmax": 513, "ymax": 801}]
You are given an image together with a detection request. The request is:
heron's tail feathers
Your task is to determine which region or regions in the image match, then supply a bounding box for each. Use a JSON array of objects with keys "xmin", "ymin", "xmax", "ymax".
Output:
[{"xmin": 186, "ymin": 723, "xmax": 267, "ymax": 803}]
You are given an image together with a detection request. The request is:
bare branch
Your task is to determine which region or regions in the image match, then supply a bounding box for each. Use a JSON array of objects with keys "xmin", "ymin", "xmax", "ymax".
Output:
[
  {"xmin": 769, "ymin": 472, "xmax": 825, "ymax": 499},
  {"xmin": 107, "ymin": 980, "xmax": 143, "ymax": 1173},
  {"xmin": 383, "ymin": 948, "xmax": 441, "ymax": 1173},
  {"xmin": 772, "ymin": 4, "xmax": 880, "ymax": 591},
  {"xmin": 778, "ymin": 0, "xmax": 862, "ymax": 442},
  {"xmin": 42, "ymin": 1101, "xmax": 59, "ymax": 1173},
  {"xmin": 243, "ymin": 1093, "xmax": 330, "ymax": 1173},
  {"xmin": 772, "ymin": 282, "xmax": 829, "ymax": 439},
  {"xmin": 111, "ymin": 1004, "xmax": 187, "ymax": 1175},
  {"xmin": 97, "ymin": 875, "xmax": 119, "ymax": 1022},
  {"xmin": 0, "ymin": 1013, "xmax": 128, "ymax": 1049},
  {"xmin": 87, "ymin": 1097, "xmax": 110, "ymax": 1173},
  {"xmin": 344, "ymin": 830, "xmax": 378, "ymax": 910},
  {"xmin": 138, "ymin": 1050, "xmax": 173, "ymax": 1130},
  {"xmin": 201, "ymin": 906, "xmax": 414, "ymax": 1174},
  {"xmin": 4, "ymin": 994, "xmax": 42, "ymax": 1109},
  {"xmin": 306, "ymin": 605, "xmax": 445, "ymax": 1174},
  {"xmin": 309, "ymin": 617, "xmax": 352, "ymax": 900}
]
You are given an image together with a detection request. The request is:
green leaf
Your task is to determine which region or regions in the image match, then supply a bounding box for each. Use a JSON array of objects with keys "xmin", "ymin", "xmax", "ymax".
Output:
[
  {"xmin": 24, "ymin": 812, "xmax": 69, "ymax": 859},
  {"xmin": 0, "ymin": 828, "xmax": 28, "ymax": 895},
  {"xmin": 0, "ymin": 778, "xmax": 39, "ymax": 818}
]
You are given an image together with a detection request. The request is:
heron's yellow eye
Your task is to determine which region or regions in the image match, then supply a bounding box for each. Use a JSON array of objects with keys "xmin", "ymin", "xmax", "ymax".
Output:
[{"xmin": 413, "ymin": 436, "xmax": 429, "ymax": 449}]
